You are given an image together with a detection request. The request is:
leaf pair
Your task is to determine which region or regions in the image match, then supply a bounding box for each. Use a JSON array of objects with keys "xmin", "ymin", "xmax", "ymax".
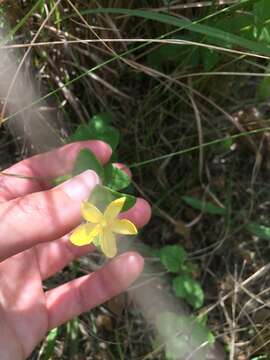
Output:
[{"xmin": 158, "ymin": 245, "xmax": 204, "ymax": 309}]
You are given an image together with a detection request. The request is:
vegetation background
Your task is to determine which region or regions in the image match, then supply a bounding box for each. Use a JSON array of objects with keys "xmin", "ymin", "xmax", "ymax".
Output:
[{"xmin": 1, "ymin": 0, "xmax": 270, "ymax": 359}]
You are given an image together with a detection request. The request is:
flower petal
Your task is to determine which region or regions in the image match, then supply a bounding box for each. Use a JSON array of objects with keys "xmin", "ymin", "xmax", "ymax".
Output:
[
  {"xmin": 104, "ymin": 197, "xmax": 126, "ymax": 221},
  {"xmin": 111, "ymin": 219, "xmax": 138, "ymax": 235},
  {"xmin": 70, "ymin": 224, "xmax": 100, "ymax": 246},
  {"xmin": 81, "ymin": 201, "xmax": 103, "ymax": 223},
  {"xmin": 101, "ymin": 228, "xmax": 117, "ymax": 258}
]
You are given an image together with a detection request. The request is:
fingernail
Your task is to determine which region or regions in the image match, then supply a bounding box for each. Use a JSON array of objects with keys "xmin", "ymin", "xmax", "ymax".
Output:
[{"xmin": 59, "ymin": 170, "xmax": 99, "ymax": 202}]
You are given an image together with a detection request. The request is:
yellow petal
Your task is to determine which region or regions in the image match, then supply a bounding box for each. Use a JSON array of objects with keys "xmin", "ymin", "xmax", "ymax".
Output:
[
  {"xmin": 104, "ymin": 197, "xmax": 126, "ymax": 221},
  {"xmin": 70, "ymin": 223, "xmax": 100, "ymax": 246},
  {"xmin": 111, "ymin": 219, "xmax": 138, "ymax": 235},
  {"xmin": 81, "ymin": 201, "xmax": 103, "ymax": 223},
  {"xmin": 101, "ymin": 228, "xmax": 117, "ymax": 258}
]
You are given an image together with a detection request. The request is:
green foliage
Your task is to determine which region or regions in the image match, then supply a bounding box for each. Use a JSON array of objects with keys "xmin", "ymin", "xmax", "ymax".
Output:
[
  {"xmin": 73, "ymin": 148, "xmax": 105, "ymax": 180},
  {"xmin": 257, "ymin": 73, "xmax": 270, "ymax": 100},
  {"xmin": 79, "ymin": 7, "xmax": 270, "ymax": 57},
  {"xmin": 78, "ymin": 3, "xmax": 270, "ymax": 85},
  {"xmin": 159, "ymin": 245, "xmax": 187, "ymax": 273},
  {"xmin": 41, "ymin": 327, "xmax": 58, "ymax": 360},
  {"xmin": 156, "ymin": 244, "xmax": 204, "ymax": 310},
  {"xmin": 147, "ymin": 36, "xmax": 221, "ymax": 71},
  {"xmin": 156, "ymin": 312, "xmax": 214, "ymax": 360},
  {"xmin": 146, "ymin": 38, "xmax": 189, "ymax": 70},
  {"xmin": 246, "ymin": 222, "xmax": 270, "ymax": 240},
  {"xmin": 89, "ymin": 185, "xmax": 136, "ymax": 213},
  {"xmin": 200, "ymin": 48, "xmax": 221, "ymax": 71},
  {"xmin": 257, "ymin": 62, "xmax": 270, "ymax": 100},
  {"xmin": 53, "ymin": 112, "xmax": 134, "ymax": 211},
  {"xmin": 66, "ymin": 318, "xmax": 79, "ymax": 357},
  {"xmin": 254, "ymin": 0, "xmax": 270, "ymax": 28},
  {"xmin": 182, "ymin": 196, "xmax": 227, "ymax": 215},
  {"xmin": 91, "ymin": 112, "xmax": 112, "ymax": 127},
  {"xmin": 68, "ymin": 112, "xmax": 120, "ymax": 152},
  {"xmin": 173, "ymin": 275, "xmax": 204, "ymax": 309},
  {"xmin": 104, "ymin": 164, "xmax": 131, "ymax": 191}
]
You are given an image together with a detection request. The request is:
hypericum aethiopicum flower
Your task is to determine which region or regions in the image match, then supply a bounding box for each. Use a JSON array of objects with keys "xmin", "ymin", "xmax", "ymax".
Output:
[{"xmin": 69, "ymin": 197, "xmax": 138, "ymax": 257}]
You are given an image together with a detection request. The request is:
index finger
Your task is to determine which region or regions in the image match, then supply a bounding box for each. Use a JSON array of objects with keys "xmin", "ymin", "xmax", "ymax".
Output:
[{"xmin": 0, "ymin": 140, "xmax": 112, "ymax": 202}]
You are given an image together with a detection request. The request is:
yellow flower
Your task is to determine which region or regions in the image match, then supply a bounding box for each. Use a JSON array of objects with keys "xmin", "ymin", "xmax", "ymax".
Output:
[{"xmin": 70, "ymin": 197, "xmax": 138, "ymax": 257}]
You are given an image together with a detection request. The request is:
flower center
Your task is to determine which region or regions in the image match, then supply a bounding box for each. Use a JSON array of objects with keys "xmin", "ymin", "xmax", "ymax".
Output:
[{"xmin": 100, "ymin": 218, "xmax": 107, "ymax": 227}]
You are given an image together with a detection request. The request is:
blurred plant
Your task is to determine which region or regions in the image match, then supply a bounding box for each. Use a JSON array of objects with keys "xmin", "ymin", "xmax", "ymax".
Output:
[
  {"xmin": 145, "ymin": 244, "xmax": 212, "ymax": 358},
  {"xmin": 155, "ymin": 311, "xmax": 214, "ymax": 360}
]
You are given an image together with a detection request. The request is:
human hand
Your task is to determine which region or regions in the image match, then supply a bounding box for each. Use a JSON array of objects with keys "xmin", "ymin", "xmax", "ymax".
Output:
[{"xmin": 0, "ymin": 140, "xmax": 151, "ymax": 360}]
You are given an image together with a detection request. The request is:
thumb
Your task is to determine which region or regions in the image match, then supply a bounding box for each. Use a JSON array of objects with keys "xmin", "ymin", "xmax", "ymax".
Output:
[{"xmin": 0, "ymin": 170, "xmax": 99, "ymax": 262}]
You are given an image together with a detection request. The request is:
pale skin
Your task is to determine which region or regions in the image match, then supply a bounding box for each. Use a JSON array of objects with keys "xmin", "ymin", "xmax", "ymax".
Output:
[{"xmin": 0, "ymin": 140, "xmax": 151, "ymax": 360}]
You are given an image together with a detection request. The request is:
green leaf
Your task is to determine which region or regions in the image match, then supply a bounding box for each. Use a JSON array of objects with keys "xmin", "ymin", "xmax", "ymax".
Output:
[
  {"xmin": 94, "ymin": 126, "xmax": 120, "ymax": 152},
  {"xmin": 88, "ymin": 113, "xmax": 120, "ymax": 152},
  {"xmin": 254, "ymin": 0, "xmax": 270, "ymax": 24},
  {"xmin": 215, "ymin": 13, "xmax": 254, "ymax": 36},
  {"xmin": 68, "ymin": 124, "xmax": 120, "ymax": 152},
  {"xmin": 68, "ymin": 112, "xmax": 120, "ymax": 152},
  {"xmin": 104, "ymin": 164, "xmax": 131, "ymax": 191},
  {"xmin": 182, "ymin": 196, "xmax": 227, "ymax": 216},
  {"xmin": 66, "ymin": 318, "xmax": 79, "ymax": 356},
  {"xmin": 90, "ymin": 112, "xmax": 112, "ymax": 128},
  {"xmin": 68, "ymin": 125, "xmax": 92, "ymax": 142},
  {"xmin": 72, "ymin": 149, "xmax": 104, "ymax": 180},
  {"xmin": 173, "ymin": 275, "xmax": 204, "ymax": 309},
  {"xmin": 41, "ymin": 327, "xmax": 58, "ymax": 360},
  {"xmin": 159, "ymin": 245, "xmax": 187, "ymax": 273},
  {"xmin": 89, "ymin": 185, "xmax": 136, "ymax": 213},
  {"xmin": 246, "ymin": 222, "xmax": 270, "ymax": 240}
]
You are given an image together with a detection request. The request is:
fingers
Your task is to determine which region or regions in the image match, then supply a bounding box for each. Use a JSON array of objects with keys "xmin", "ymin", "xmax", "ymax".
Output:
[
  {"xmin": 36, "ymin": 197, "xmax": 152, "ymax": 280},
  {"xmin": 0, "ymin": 170, "xmax": 99, "ymax": 262},
  {"xmin": 36, "ymin": 236, "xmax": 95, "ymax": 280},
  {"xmin": 0, "ymin": 140, "xmax": 112, "ymax": 201},
  {"xmin": 45, "ymin": 252, "xmax": 144, "ymax": 329},
  {"xmin": 119, "ymin": 198, "xmax": 152, "ymax": 228}
]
